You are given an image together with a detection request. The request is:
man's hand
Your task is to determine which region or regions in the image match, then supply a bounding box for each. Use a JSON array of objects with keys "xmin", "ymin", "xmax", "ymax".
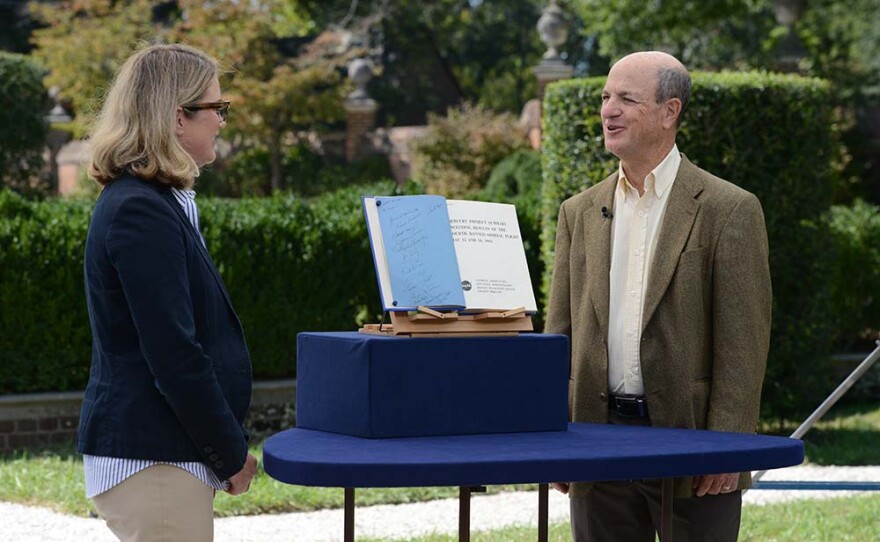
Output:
[
  {"xmin": 551, "ymin": 482, "xmax": 570, "ymax": 494},
  {"xmin": 225, "ymin": 452, "xmax": 258, "ymax": 496},
  {"xmin": 693, "ymin": 472, "xmax": 738, "ymax": 497}
]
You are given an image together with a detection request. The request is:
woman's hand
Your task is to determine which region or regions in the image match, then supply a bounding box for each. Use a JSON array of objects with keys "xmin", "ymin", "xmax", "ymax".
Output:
[{"xmin": 226, "ymin": 453, "xmax": 258, "ymax": 495}]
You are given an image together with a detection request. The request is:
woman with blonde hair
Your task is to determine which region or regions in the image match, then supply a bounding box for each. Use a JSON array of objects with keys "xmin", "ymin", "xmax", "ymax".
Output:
[{"xmin": 78, "ymin": 43, "xmax": 256, "ymax": 541}]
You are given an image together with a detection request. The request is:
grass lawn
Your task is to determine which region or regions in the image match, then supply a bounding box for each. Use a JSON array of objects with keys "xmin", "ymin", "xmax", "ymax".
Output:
[
  {"xmin": 357, "ymin": 493, "xmax": 880, "ymax": 542},
  {"xmin": 1, "ymin": 401, "xmax": 878, "ymax": 518},
  {"xmin": 0, "ymin": 443, "xmax": 531, "ymax": 517},
  {"xmin": 785, "ymin": 403, "xmax": 880, "ymax": 465}
]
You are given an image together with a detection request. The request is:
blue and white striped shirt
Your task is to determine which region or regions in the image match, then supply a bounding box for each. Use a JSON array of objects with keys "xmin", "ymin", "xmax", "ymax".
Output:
[
  {"xmin": 83, "ymin": 187, "xmax": 225, "ymax": 498},
  {"xmin": 171, "ymin": 186, "xmax": 207, "ymax": 247}
]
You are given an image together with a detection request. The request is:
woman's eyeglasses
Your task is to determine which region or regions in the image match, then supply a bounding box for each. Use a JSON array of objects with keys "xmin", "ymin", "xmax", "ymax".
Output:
[{"xmin": 181, "ymin": 100, "xmax": 230, "ymax": 122}]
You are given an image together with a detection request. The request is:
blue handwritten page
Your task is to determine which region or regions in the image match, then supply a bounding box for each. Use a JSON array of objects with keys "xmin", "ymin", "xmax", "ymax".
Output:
[{"xmin": 375, "ymin": 195, "xmax": 465, "ymax": 310}]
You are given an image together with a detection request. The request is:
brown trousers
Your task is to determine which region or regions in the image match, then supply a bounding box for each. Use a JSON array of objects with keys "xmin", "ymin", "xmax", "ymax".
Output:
[
  {"xmin": 92, "ymin": 464, "xmax": 214, "ymax": 542},
  {"xmin": 569, "ymin": 411, "xmax": 743, "ymax": 542}
]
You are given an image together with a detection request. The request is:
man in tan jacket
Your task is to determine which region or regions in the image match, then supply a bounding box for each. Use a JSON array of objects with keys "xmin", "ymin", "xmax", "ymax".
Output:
[{"xmin": 545, "ymin": 51, "xmax": 772, "ymax": 541}]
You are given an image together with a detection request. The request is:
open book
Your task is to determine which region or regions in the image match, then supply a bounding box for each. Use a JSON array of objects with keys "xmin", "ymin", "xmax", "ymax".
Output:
[{"xmin": 363, "ymin": 195, "xmax": 538, "ymax": 313}]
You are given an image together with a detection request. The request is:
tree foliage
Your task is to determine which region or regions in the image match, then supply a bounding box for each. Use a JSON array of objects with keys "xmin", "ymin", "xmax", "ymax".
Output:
[
  {"xmin": 570, "ymin": 0, "xmax": 880, "ymax": 203},
  {"xmin": 295, "ymin": 0, "xmax": 571, "ymax": 120},
  {"xmin": 171, "ymin": 1, "xmax": 355, "ymax": 191},
  {"xmin": 30, "ymin": 0, "xmax": 164, "ymax": 129},
  {"xmin": 570, "ymin": 0, "xmax": 776, "ymax": 68},
  {"xmin": 30, "ymin": 0, "xmax": 352, "ymax": 191},
  {"xmin": 0, "ymin": 52, "xmax": 49, "ymax": 196}
]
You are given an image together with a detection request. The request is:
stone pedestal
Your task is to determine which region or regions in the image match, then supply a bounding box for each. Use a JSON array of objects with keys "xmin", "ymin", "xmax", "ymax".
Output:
[
  {"xmin": 532, "ymin": 60, "xmax": 574, "ymax": 101},
  {"xmin": 56, "ymin": 140, "xmax": 91, "ymax": 197},
  {"xmin": 344, "ymin": 98, "xmax": 378, "ymax": 163}
]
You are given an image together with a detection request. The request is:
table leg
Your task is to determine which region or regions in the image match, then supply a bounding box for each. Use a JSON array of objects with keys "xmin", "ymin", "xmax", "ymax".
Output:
[
  {"xmin": 660, "ymin": 478, "xmax": 674, "ymax": 542},
  {"xmin": 538, "ymin": 483, "xmax": 549, "ymax": 542},
  {"xmin": 459, "ymin": 486, "xmax": 471, "ymax": 542},
  {"xmin": 345, "ymin": 487, "xmax": 355, "ymax": 542}
]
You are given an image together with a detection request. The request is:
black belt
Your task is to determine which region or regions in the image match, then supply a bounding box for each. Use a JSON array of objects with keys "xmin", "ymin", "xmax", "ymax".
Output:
[{"xmin": 609, "ymin": 394, "xmax": 649, "ymax": 418}]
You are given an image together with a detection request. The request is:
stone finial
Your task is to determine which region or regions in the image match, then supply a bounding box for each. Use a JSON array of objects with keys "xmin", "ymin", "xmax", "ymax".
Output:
[
  {"xmin": 532, "ymin": 1, "xmax": 573, "ymax": 102},
  {"xmin": 347, "ymin": 58, "xmax": 375, "ymax": 101},
  {"xmin": 772, "ymin": 0, "xmax": 807, "ymax": 73},
  {"xmin": 45, "ymin": 86, "xmax": 72, "ymax": 124},
  {"xmin": 537, "ymin": 0, "xmax": 569, "ymax": 62}
]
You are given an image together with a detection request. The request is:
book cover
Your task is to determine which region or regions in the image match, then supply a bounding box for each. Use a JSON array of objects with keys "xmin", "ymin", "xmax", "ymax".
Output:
[
  {"xmin": 447, "ymin": 199, "xmax": 537, "ymax": 313},
  {"xmin": 363, "ymin": 195, "xmax": 537, "ymax": 313}
]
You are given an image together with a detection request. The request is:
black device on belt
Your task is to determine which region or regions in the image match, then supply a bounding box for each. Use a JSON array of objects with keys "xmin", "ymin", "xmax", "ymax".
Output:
[{"xmin": 609, "ymin": 394, "xmax": 649, "ymax": 418}]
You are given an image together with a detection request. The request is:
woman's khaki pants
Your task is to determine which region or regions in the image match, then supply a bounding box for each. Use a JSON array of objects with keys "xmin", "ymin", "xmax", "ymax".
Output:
[{"xmin": 92, "ymin": 464, "xmax": 214, "ymax": 542}]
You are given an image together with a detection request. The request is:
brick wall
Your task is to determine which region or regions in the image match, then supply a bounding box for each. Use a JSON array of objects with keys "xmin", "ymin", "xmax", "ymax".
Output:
[
  {"xmin": 0, "ymin": 380, "xmax": 296, "ymax": 454},
  {"xmin": 0, "ymin": 391, "xmax": 82, "ymax": 452}
]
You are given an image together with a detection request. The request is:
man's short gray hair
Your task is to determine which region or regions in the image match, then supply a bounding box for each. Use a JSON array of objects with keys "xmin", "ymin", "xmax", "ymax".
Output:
[{"xmin": 656, "ymin": 67, "xmax": 691, "ymax": 128}]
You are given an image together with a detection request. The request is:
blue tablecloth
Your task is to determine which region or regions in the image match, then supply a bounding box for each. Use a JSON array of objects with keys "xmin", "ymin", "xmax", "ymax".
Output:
[{"xmin": 264, "ymin": 423, "xmax": 804, "ymax": 488}]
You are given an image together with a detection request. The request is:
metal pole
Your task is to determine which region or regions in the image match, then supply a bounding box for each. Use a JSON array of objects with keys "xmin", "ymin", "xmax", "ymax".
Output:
[
  {"xmin": 459, "ymin": 486, "xmax": 471, "ymax": 542},
  {"xmin": 752, "ymin": 342, "xmax": 880, "ymax": 486},
  {"xmin": 344, "ymin": 487, "xmax": 355, "ymax": 542},
  {"xmin": 538, "ymin": 483, "xmax": 549, "ymax": 542},
  {"xmin": 660, "ymin": 478, "xmax": 674, "ymax": 541}
]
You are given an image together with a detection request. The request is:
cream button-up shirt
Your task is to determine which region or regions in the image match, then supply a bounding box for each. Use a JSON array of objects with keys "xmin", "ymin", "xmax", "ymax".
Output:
[{"xmin": 607, "ymin": 145, "xmax": 681, "ymax": 396}]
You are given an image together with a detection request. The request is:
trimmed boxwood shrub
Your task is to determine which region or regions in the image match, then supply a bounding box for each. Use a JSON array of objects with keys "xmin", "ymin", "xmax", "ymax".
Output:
[
  {"xmin": 542, "ymin": 72, "xmax": 838, "ymax": 422},
  {"xmin": 0, "ymin": 190, "xmax": 94, "ymax": 393}
]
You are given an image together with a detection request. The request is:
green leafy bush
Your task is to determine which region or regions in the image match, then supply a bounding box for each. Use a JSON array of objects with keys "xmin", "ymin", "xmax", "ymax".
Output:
[
  {"xmin": 0, "ymin": 52, "xmax": 49, "ymax": 197},
  {"xmin": 411, "ymin": 103, "xmax": 527, "ymax": 197},
  {"xmin": 484, "ymin": 149, "xmax": 543, "ymax": 201},
  {"xmin": 827, "ymin": 199, "xmax": 880, "ymax": 351},
  {"xmin": 215, "ymin": 144, "xmax": 323, "ymax": 197},
  {"xmin": 542, "ymin": 72, "xmax": 838, "ymax": 422}
]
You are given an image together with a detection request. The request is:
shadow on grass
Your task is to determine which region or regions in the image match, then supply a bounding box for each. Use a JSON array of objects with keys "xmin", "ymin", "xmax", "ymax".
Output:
[
  {"xmin": 803, "ymin": 428, "xmax": 880, "ymax": 465},
  {"xmin": 760, "ymin": 401, "xmax": 880, "ymax": 465}
]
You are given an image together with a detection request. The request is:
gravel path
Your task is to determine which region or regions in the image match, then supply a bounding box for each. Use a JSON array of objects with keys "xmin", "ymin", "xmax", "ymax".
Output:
[{"xmin": 4, "ymin": 465, "xmax": 878, "ymax": 542}]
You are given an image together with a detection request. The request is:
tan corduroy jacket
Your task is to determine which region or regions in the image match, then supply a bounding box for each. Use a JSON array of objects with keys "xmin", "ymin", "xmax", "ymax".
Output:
[{"xmin": 545, "ymin": 155, "xmax": 772, "ymax": 498}]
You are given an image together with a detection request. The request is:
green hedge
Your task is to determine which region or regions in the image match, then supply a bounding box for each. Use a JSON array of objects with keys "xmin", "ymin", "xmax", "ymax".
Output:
[
  {"xmin": 0, "ymin": 179, "xmax": 546, "ymax": 393},
  {"xmin": 542, "ymin": 72, "xmax": 838, "ymax": 422},
  {"xmin": 0, "ymin": 183, "xmax": 391, "ymax": 393},
  {"xmin": 0, "ymin": 190, "xmax": 93, "ymax": 392},
  {"xmin": 827, "ymin": 199, "xmax": 880, "ymax": 351}
]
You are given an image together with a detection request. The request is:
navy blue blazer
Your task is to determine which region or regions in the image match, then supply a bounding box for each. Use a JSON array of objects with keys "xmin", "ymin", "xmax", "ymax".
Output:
[{"xmin": 77, "ymin": 175, "xmax": 252, "ymax": 481}]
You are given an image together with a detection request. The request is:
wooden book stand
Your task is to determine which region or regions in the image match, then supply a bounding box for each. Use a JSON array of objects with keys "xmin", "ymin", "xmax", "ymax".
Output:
[{"xmin": 359, "ymin": 306, "xmax": 533, "ymax": 337}]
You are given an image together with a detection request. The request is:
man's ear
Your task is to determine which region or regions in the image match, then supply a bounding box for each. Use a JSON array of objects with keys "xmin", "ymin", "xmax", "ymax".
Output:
[{"xmin": 663, "ymin": 98, "xmax": 682, "ymax": 129}]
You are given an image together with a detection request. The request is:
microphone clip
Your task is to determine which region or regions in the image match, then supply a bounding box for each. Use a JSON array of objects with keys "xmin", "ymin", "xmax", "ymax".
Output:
[{"xmin": 601, "ymin": 206, "xmax": 614, "ymax": 219}]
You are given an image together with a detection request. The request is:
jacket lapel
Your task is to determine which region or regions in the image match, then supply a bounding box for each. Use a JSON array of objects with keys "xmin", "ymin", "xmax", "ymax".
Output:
[
  {"xmin": 159, "ymin": 189, "xmax": 240, "ymax": 318},
  {"xmin": 641, "ymin": 156, "xmax": 703, "ymax": 331},
  {"xmin": 586, "ymin": 174, "xmax": 617, "ymax": 339}
]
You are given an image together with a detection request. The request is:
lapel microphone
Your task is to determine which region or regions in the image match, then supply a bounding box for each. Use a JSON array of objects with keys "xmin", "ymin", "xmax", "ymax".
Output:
[{"xmin": 601, "ymin": 206, "xmax": 614, "ymax": 219}]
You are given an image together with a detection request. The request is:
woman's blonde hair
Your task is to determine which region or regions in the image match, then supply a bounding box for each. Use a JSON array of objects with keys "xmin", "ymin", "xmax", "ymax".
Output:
[{"xmin": 88, "ymin": 43, "xmax": 219, "ymax": 188}]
